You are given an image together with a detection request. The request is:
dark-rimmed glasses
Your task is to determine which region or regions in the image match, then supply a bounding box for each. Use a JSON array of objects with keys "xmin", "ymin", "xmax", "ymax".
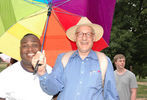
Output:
[{"xmin": 76, "ymin": 32, "xmax": 94, "ymax": 38}]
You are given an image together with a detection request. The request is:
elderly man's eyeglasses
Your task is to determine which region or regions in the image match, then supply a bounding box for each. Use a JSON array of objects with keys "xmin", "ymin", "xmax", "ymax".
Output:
[{"xmin": 76, "ymin": 32, "xmax": 94, "ymax": 38}]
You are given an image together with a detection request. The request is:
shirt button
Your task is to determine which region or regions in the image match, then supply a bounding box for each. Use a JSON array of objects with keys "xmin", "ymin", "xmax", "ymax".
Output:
[
  {"xmin": 77, "ymin": 92, "xmax": 80, "ymax": 95},
  {"xmin": 82, "ymin": 62, "xmax": 84, "ymax": 64},
  {"xmin": 79, "ymin": 81, "xmax": 82, "ymax": 84},
  {"xmin": 81, "ymin": 71, "xmax": 84, "ymax": 74}
]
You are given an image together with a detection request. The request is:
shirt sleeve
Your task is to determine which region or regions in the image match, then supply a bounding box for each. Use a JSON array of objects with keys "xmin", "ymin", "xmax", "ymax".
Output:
[
  {"xmin": 130, "ymin": 73, "xmax": 138, "ymax": 89},
  {"xmin": 39, "ymin": 53, "xmax": 65, "ymax": 95},
  {"xmin": 103, "ymin": 57, "xmax": 120, "ymax": 100}
]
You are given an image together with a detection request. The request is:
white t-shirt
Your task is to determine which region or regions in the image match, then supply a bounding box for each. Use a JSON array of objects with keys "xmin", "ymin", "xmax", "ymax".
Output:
[{"xmin": 0, "ymin": 62, "xmax": 53, "ymax": 100}]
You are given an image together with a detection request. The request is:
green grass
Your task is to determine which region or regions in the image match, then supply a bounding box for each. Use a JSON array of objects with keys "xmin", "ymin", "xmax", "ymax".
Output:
[
  {"xmin": 137, "ymin": 77, "xmax": 147, "ymax": 98},
  {"xmin": 137, "ymin": 84, "xmax": 147, "ymax": 98},
  {"xmin": 0, "ymin": 62, "xmax": 8, "ymax": 72}
]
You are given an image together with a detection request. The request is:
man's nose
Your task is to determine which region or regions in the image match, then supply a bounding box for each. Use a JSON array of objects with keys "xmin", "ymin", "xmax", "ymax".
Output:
[
  {"xmin": 27, "ymin": 46, "xmax": 34, "ymax": 51},
  {"xmin": 82, "ymin": 33, "xmax": 87, "ymax": 40}
]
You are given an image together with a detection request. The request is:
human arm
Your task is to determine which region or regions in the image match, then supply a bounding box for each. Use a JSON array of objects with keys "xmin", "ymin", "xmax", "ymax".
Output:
[
  {"xmin": 32, "ymin": 51, "xmax": 64, "ymax": 95},
  {"xmin": 131, "ymin": 88, "xmax": 137, "ymax": 100},
  {"xmin": 0, "ymin": 73, "xmax": 5, "ymax": 100},
  {"xmin": 0, "ymin": 69, "xmax": 10, "ymax": 100},
  {"xmin": 0, "ymin": 98, "xmax": 5, "ymax": 100},
  {"xmin": 130, "ymin": 73, "xmax": 138, "ymax": 100},
  {"xmin": 38, "ymin": 54, "xmax": 65, "ymax": 95},
  {"xmin": 103, "ymin": 57, "xmax": 119, "ymax": 100}
]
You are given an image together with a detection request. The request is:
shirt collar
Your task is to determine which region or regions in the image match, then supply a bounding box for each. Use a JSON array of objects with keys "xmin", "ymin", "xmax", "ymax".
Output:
[
  {"xmin": 87, "ymin": 50, "xmax": 98, "ymax": 60},
  {"xmin": 20, "ymin": 61, "xmax": 33, "ymax": 73},
  {"xmin": 71, "ymin": 50, "xmax": 98, "ymax": 60},
  {"xmin": 70, "ymin": 50, "xmax": 78, "ymax": 58}
]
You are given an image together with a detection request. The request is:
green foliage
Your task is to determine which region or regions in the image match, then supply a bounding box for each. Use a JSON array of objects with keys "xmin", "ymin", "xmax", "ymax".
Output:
[
  {"xmin": 102, "ymin": 0, "xmax": 147, "ymax": 78},
  {"xmin": 0, "ymin": 62, "xmax": 8, "ymax": 72},
  {"xmin": 137, "ymin": 76, "xmax": 147, "ymax": 82},
  {"xmin": 137, "ymin": 76, "xmax": 147, "ymax": 98},
  {"xmin": 137, "ymin": 84, "xmax": 147, "ymax": 98}
]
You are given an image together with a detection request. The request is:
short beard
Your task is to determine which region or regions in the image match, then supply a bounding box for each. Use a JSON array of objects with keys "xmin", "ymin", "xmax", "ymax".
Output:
[{"xmin": 21, "ymin": 60, "xmax": 32, "ymax": 67}]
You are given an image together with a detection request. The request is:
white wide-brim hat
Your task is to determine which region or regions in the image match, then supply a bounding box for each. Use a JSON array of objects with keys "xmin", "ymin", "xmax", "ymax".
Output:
[{"xmin": 66, "ymin": 17, "xmax": 104, "ymax": 42}]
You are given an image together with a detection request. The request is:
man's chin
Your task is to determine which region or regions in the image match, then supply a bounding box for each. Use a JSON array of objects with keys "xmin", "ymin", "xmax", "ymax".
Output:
[
  {"xmin": 22, "ymin": 60, "xmax": 32, "ymax": 66},
  {"xmin": 119, "ymin": 67, "xmax": 125, "ymax": 70},
  {"xmin": 79, "ymin": 49, "xmax": 91, "ymax": 53}
]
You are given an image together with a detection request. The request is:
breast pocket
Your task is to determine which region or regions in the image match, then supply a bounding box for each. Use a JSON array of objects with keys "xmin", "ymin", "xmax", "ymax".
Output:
[{"xmin": 87, "ymin": 68, "xmax": 102, "ymax": 89}]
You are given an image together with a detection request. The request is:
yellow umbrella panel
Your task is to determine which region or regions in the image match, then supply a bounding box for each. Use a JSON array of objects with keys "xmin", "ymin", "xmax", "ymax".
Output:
[{"xmin": 0, "ymin": 9, "xmax": 47, "ymax": 61}]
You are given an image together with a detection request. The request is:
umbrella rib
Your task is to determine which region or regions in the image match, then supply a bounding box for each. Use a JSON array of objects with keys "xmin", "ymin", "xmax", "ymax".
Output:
[
  {"xmin": 24, "ymin": 0, "xmax": 48, "ymax": 8},
  {"xmin": 53, "ymin": 10, "xmax": 81, "ymax": 17},
  {"xmin": 20, "ymin": 9, "xmax": 48, "ymax": 20},
  {"xmin": 52, "ymin": 9, "xmax": 66, "ymax": 31},
  {"xmin": 24, "ymin": 0, "xmax": 71, "ymax": 8},
  {"xmin": 53, "ymin": 7, "xmax": 79, "ymax": 16},
  {"xmin": 24, "ymin": 0, "xmax": 79, "ymax": 17},
  {"xmin": 52, "ymin": 0, "xmax": 71, "ymax": 7}
]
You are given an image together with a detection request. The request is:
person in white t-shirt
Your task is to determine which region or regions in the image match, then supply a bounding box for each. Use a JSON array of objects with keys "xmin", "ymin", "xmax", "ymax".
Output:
[{"xmin": 0, "ymin": 33, "xmax": 53, "ymax": 100}]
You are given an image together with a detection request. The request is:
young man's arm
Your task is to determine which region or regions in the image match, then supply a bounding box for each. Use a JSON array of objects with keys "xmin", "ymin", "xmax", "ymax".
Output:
[
  {"xmin": 130, "ymin": 72, "xmax": 138, "ymax": 100},
  {"xmin": 131, "ymin": 88, "xmax": 137, "ymax": 100}
]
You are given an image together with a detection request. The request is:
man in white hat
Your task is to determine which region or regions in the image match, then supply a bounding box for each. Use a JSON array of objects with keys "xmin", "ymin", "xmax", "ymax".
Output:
[{"xmin": 33, "ymin": 17, "xmax": 119, "ymax": 100}]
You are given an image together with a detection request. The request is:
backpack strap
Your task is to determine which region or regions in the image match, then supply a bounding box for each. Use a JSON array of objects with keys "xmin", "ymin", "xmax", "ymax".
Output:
[
  {"xmin": 95, "ymin": 51, "xmax": 108, "ymax": 87},
  {"xmin": 61, "ymin": 51, "xmax": 75, "ymax": 68}
]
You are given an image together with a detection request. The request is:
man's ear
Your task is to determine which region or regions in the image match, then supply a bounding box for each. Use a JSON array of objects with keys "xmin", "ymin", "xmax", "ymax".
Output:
[
  {"xmin": 73, "ymin": 35, "xmax": 76, "ymax": 41},
  {"xmin": 114, "ymin": 61, "xmax": 117, "ymax": 65},
  {"xmin": 93, "ymin": 34, "xmax": 96, "ymax": 41}
]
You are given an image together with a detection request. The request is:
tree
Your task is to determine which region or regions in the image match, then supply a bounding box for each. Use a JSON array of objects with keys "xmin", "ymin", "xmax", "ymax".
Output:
[{"xmin": 102, "ymin": 0, "xmax": 147, "ymax": 78}]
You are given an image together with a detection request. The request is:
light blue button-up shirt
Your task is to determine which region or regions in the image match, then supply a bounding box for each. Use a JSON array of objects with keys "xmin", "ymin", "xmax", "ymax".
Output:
[{"xmin": 39, "ymin": 50, "xmax": 119, "ymax": 100}]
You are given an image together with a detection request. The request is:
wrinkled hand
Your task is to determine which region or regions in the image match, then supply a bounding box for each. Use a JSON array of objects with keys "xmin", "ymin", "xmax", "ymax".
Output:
[{"xmin": 32, "ymin": 50, "xmax": 46, "ymax": 76}]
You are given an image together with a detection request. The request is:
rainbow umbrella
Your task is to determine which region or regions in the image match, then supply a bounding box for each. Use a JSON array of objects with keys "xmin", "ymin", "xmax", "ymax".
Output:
[{"xmin": 0, "ymin": 0, "xmax": 116, "ymax": 66}]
